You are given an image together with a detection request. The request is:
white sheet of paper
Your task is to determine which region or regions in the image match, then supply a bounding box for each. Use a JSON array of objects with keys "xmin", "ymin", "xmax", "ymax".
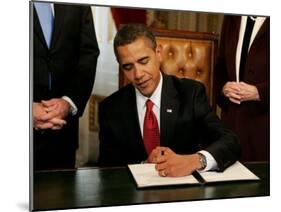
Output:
[
  {"xmin": 199, "ymin": 161, "xmax": 260, "ymax": 183},
  {"xmin": 128, "ymin": 163, "xmax": 200, "ymax": 188}
]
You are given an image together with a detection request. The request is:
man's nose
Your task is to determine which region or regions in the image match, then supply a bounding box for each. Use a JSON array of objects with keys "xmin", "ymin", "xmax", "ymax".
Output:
[{"xmin": 134, "ymin": 65, "xmax": 144, "ymax": 80}]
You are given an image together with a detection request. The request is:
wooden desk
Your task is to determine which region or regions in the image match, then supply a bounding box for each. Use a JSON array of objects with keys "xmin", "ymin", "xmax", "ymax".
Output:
[{"xmin": 32, "ymin": 162, "xmax": 269, "ymax": 211}]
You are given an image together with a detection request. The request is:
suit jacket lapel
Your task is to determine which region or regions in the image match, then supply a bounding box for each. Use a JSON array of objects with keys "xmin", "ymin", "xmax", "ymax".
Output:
[
  {"xmin": 160, "ymin": 74, "xmax": 179, "ymax": 147},
  {"xmin": 51, "ymin": 4, "xmax": 65, "ymax": 49},
  {"xmin": 123, "ymin": 85, "xmax": 146, "ymax": 154},
  {"xmin": 249, "ymin": 18, "xmax": 269, "ymax": 51}
]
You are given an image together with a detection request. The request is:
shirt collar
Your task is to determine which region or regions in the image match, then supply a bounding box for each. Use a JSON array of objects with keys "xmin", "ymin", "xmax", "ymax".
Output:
[{"xmin": 135, "ymin": 73, "xmax": 163, "ymax": 110}]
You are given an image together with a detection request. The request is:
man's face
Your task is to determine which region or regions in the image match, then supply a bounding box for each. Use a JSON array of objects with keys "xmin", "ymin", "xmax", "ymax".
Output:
[{"xmin": 116, "ymin": 37, "xmax": 162, "ymax": 97}]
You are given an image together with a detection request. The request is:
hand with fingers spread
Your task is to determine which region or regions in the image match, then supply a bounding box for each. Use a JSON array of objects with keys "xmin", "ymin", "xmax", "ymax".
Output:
[{"xmin": 153, "ymin": 147, "xmax": 202, "ymax": 177}]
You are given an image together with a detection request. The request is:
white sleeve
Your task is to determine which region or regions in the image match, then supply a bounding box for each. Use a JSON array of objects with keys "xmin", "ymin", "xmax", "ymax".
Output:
[
  {"xmin": 198, "ymin": 150, "xmax": 218, "ymax": 172},
  {"xmin": 62, "ymin": 96, "xmax": 78, "ymax": 116}
]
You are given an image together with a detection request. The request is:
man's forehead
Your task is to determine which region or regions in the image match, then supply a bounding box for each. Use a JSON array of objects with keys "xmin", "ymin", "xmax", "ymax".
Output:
[
  {"xmin": 118, "ymin": 37, "xmax": 154, "ymax": 50},
  {"xmin": 117, "ymin": 39, "xmax": 154, "ymax": 63},
  {"xmin": 118, "ymin": 51, "xmax": 149, "ymax": 65}
]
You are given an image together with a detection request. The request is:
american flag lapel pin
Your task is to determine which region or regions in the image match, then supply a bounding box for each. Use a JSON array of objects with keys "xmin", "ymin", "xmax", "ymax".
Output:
[{"xmin": 166, "ymin": 109, "xmax": 173, "ymax": 113}]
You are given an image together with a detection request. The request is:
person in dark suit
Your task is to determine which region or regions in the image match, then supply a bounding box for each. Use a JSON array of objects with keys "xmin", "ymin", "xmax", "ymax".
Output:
[
  {"xmin": 215, "ymin": 15, "xmax": 269, "ymax": 161},
  {"xmin": 98, "ymin": 24, "xmax": 240, "ymax": 177},
  {"xmin": 33, "ymin": 2, "xmax": 99, "ymax": 170}
]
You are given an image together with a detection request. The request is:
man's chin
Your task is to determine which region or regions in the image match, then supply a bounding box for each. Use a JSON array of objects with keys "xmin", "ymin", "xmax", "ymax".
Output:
[{"xmin": 137, "ymin": 87, "xmax": 153, "ymax": 97}]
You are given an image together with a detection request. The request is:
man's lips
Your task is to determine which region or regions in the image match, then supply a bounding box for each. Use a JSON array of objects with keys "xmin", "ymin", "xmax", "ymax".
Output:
[{"xmin": 136, "ymin": 78, "xmax": 150, "ymax": 89}]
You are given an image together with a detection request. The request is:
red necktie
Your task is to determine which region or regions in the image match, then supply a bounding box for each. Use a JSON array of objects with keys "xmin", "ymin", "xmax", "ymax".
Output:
[{"xmin": 143, "ymin": 99, "xmax": 160, "ymax": 155}]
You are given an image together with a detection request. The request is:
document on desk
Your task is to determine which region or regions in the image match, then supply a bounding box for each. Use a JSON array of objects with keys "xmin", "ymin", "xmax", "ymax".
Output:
[
  {"xmin": 198, "ymin": 161, "xmax": 260, "ymax": 183},
  {"xmin": 128, "ymin": 161, "xmax": 259, "ymax": 188},
  {"xmin": 128, "ymin": 163, "xmax": 200, "ymax": 188}
]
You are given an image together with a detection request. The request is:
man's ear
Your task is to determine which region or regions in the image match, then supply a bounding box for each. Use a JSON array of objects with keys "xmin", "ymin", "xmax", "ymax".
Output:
[{"xmin": 155, "ymin": 44, "xmax": 163, "ymax": 62}]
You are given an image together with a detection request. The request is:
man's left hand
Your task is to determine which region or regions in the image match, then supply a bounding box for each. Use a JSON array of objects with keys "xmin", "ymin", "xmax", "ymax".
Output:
[
  {"xmin": 238, "ymin": 82, "xmax": 260, "ymax": 102},
  {"xmin": 41, "ymin": 98, "xmax": 71, "ymax": 121}
]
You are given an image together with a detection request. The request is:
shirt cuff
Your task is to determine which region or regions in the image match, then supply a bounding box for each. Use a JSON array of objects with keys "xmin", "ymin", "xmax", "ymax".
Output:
[
  {"xmin": 198, "ymin": 150, "xmax": 218, "ymax": 172},
  {"xmin": 62, "ymin": 96, "xmax": 78, "ymax": 116}
]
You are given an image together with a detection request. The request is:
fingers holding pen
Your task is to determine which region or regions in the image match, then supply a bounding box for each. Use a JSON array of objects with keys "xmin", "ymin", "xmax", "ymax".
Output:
[
  {"xmin": 155, "ymin": 157, "xmax": 169, "ymax": 177},
  {"xmin": 147, "ymin": 146, "xmax": 169, "ymax": 163},
  {"xmin": 154, "ymin": 148, "xmax": 198, "ymax": 177},
  {"xmin": 148, "ymin": 147, "xmax": 190, "ymax": 177},
  {"xmin": 154, "ymin": 147, "xmax": 174, "ymax": 177}
]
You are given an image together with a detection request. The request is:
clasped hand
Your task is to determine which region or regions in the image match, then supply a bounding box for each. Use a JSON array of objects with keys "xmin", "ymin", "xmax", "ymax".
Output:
[
  {"xmin": 33, "ymin": 98, "xmax": 70, "ymax": 130},
  {"xmin": 222, "ymin": 81, "xmax": 260, "ymax": 104},
  {"xmin": 147, "ymin": 147, "xmax": 201, "ymax": 177}
]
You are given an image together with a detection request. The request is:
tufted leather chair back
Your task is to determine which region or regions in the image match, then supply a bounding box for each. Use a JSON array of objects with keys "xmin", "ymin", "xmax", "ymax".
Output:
[{"xmin": 119, "ymin": 28, "xmax": 218, "ymax": 107}]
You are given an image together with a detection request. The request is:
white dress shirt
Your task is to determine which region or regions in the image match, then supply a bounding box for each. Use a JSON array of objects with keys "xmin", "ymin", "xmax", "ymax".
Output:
[
  {"xmin": 235, "ymin": 16, "xmax": 266, "ymax": 82},
  {"xmin": 135, "ymin": 73, "xmax": 217, "ymax": 171}
]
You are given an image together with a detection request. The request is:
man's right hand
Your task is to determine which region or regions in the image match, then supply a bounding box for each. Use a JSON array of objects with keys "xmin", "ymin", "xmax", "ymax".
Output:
[
  {"xmin": 33, "ymin": 102, "xmax": 66, "ymax": 130},
  {"xmin": 222, "ymin": 82, "xmax": 241, "ymax": 104},
  {"xmin": 147, "ymin": 147, "xmax": 202, "ymax": 177}
]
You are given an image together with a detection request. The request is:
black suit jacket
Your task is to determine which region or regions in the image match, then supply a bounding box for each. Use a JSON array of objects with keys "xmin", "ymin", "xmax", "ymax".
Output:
[
  {"xmin": 98, "ymin": 74, "xmax": 240, "ymax": 171},
  {"xmin": 33, "ymin": 4, "xmax": 99, "ymax": 114},
  {"xmin": 33, "ymin": 4, "xmax": 99, "ymax": 154}
]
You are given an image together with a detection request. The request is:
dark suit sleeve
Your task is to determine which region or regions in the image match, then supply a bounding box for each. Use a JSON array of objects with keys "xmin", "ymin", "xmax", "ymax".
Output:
[
  {"xmin": 193, "ymin": 83, "xmax": 241, "ymax": 171},
  {"xmin": 65, "ymin": 6, "xmax": 100, "ymax": 116},
  {"xmin": 256, "ymin": 81, "xmax": 269, "ymax": 111}
]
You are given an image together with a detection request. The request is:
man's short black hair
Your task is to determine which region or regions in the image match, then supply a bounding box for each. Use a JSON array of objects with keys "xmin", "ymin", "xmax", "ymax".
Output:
[{"xmin": 113, "ymin": 23, "xmax": 157, "ymax": 56}]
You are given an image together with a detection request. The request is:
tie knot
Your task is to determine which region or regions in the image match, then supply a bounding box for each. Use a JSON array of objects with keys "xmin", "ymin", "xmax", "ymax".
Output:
[{"xmin": 146, "ymin": 99, "xmax": 154, "ymax": 111}]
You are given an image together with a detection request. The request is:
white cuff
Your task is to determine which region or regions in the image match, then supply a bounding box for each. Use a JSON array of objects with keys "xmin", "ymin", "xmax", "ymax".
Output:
[
  {"xmin": 62, "ymin": 96, "xmax": 78, "ymax": 115},
  {"xmin": 197, "ymin": 150, "xmax": 218, "ymax": 172}
]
